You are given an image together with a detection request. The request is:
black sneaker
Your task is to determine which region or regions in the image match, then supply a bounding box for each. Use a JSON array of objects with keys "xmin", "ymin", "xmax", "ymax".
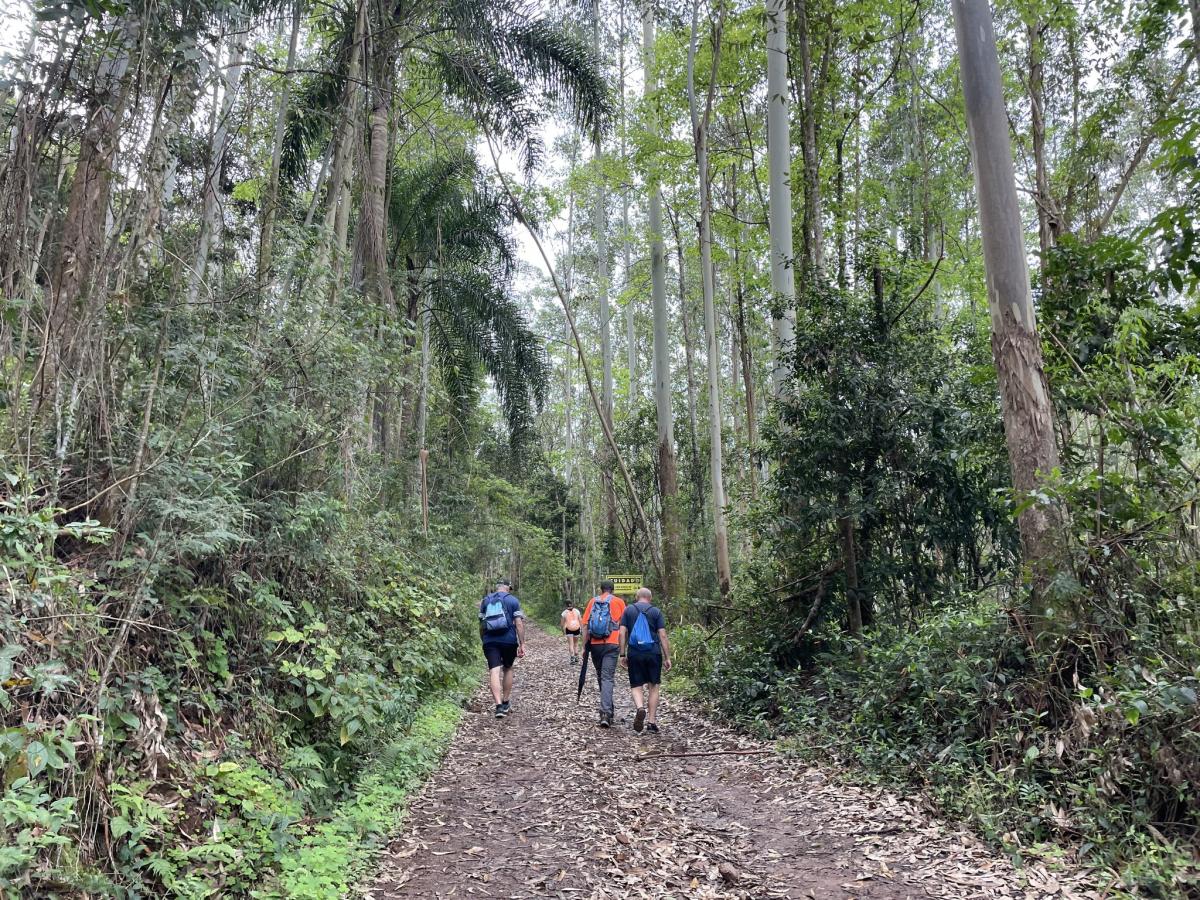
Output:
[
  {"xmin": 599, "ymin": 715, "xmax": 610, "ymax": 729},
  {"xmin": 494, "ymin": 704, "xmax": 506, "ymax": 718},
  {"xmin": 646, "ymin": 722, "xmax": 659, "ymax": 734},
  {"xmin": 633, "ymin": 707, "xmax": 646, "ymax": 733},
  {"xmin": 500, "ymin": 700, "xmax": 511, "ymax": 715}
]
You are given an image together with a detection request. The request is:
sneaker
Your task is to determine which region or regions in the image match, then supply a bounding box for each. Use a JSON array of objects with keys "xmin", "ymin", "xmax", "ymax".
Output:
[
  {"xmin": 500, "ymin": 700, "xmax": 511, "ymax": 715},
  {"xmin": 646, "ymin": 722, "xmax": 659, "ymax": 734},
  {"xmin": 599, "ymin": 715, "xmax": 610, "ymax": 729},
  {"xmin": 494, "ymin": 704, "xmax": 506, "ymax": 718},
  {"xmin": 633, "ymin": 707, "xmax": 646, "ymax": 733}
]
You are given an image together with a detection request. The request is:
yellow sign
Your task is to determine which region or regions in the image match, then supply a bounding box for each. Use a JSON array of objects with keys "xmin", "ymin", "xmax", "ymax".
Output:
[{"xmin": 604, "ymin": 574, "xmax": 643, "ymax": 597}]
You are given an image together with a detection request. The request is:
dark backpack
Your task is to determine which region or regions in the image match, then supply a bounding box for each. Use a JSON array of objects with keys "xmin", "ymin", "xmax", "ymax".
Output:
[
  {"xmin": 481, "ymin": 592, "xmax": 512, "ymax": 635},
  {"xmin": 587, "ymin": 594, "xmax": 615, "ymax": 639},
  {"xmin": 629, "ymin": 603, "xmax": 658, "ymax": 651}
]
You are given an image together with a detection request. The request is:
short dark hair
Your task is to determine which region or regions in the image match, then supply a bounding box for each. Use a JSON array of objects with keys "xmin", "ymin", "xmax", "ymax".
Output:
[{"xmin": 600, "ymin": 579, "xmax": 614, "ymax": 593}]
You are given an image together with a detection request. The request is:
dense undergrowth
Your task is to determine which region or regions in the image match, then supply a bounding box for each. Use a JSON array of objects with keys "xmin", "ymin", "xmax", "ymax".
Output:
[
  {"xmin": 677, "ymin": 233, "xmax": 1200, "ymax": 897},
  {"xmin": 694, "ymin": 595, "xmax": 1200, "ymax": 895},
  {"xmin": 1, "ymin": 489, "xmax": 488, "ymax": 897}
]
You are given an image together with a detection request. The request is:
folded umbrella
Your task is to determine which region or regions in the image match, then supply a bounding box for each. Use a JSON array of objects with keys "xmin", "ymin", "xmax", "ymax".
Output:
[{"xmin": 576, "ymin": 647, "xmax": 589, "ymax": 702}]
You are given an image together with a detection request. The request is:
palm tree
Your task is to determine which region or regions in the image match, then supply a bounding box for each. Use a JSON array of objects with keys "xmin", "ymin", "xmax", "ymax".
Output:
[
  {"xmin": 276, "ymin": 0, "xmax": 608, "ymax": 448},
  {"xmin": 389, "ymin": 150, "xmax": 549, "ymax": 445}
]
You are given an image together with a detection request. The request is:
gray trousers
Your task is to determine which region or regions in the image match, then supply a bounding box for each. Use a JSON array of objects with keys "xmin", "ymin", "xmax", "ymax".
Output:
[{"xmin": 588, "ymin": 643, "xmax": 619, "ymax": 716}]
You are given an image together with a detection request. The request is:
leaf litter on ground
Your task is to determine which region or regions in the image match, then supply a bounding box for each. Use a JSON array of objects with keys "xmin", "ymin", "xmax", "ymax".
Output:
[{"xmin": 363, "ymin": 625, "xmax": 1102, "ymax": 899}]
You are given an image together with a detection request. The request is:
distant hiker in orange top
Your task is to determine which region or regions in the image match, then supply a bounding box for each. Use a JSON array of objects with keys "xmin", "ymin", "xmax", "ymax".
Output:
[
  {"xmin": 580, "ymin": 580, "xmax": 626, "ymax": 728},
  {"xmin": 560, "ymin": 600, "xmax": 582, "ymax": 665}
]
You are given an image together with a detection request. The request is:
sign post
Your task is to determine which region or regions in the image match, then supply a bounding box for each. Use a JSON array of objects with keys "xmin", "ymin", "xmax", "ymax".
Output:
[{"xmin": 604, "ymin": 574, "xmax": 643, "ymax": 597}]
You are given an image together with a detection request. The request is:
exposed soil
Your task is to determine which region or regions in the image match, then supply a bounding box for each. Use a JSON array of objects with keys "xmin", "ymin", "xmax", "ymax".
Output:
[{"xmin": 365, "ymin": 625, "xmax": 1099, "ymax": 899}]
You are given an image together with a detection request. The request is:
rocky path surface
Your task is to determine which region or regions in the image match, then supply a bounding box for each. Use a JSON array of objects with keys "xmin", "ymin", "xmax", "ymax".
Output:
[{"xmin": 365, "ymin": 625, "xmax": 1098, "ymax": 899}]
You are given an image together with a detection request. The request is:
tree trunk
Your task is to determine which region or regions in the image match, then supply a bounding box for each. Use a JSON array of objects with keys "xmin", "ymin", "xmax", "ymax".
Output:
[
  {"xmin": 1027, "ymin": 20, "xmax": 1053, "ymax": 285},
  {"xmin": 318, "ymin": 0, "xmax": 366, "ymax": 287},
  {"xmin": 259, "ymin": 0, "xmax": 302, "ymax": 288},
  {"xmin": 49, "ymin": 15, "xmax": 140, "ymax": 379},
  {"xmin": 188, "ymin": 18, "xmax": 246, "ymax": 306},
  {"xmin": 643, "ymin": 4, "xmax": 684, "ymax": 603},
  {"xmin": 355, "ymin": 39, "xmax": 396, "ymax": 455},
  {"xmin": 689, "ymin": 0, "xmax": 731, "ymax": 599},
  {"xmin": 732, "ymin": 187, "xmax": 758, "ymax": 499},
  {"xmin": 593, "ymin": 0, "xmax": 617, "ymax": 547},
  {"xmin": 952, "ymin": 0, "xmax": 1065, "ymax": 588},
  {"xmin": 621, "ymin": 0, "xmax": 637, "ymax": 410},
  {"xmin": 766, "ymin": 0, "xmax": 796, "ymax": 395},
  {"xmin": 839, "ymin": 507, "xmax": 863, "ymax": 653},
  {"xmin": 669, "ymin": 204, "xmax": 704, "ymax": 523},
  {"xmin": 792, "ymin": 0, "xmax": 823, "ymax": 277}
]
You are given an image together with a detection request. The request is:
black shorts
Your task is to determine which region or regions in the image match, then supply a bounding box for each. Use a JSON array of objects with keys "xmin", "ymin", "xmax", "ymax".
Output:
[
  {"xmin": 483, "ymin": 643, "xmax": 518, "ymax": 670},
  {"xmin": 564, "ymin": 628, "xmax": 581, "ymax": 636},
  {"xmin": 627, "ymin": 651, "xmax": 662, "ymax": 688}
]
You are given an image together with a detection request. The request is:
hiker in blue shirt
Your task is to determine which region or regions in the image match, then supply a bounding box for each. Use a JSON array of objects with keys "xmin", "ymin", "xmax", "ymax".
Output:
[
  {"xmin": 618, "ymin": 587, "xmax": 672, "ymax": 733},
  {"xmin": 479, "ymin": 579, "xmax": 526, "ymax": 718}
]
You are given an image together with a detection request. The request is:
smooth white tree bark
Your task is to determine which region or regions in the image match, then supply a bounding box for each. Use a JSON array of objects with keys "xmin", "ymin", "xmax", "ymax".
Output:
[
  {"xmin": 688, "ymin": 0, "xmax": 731, "ymax": 599},
  {"xmin": 643, "ymin": 3, "xmax": 683, "ymax": 602},
  {"xmin": 593, "ymin": 0, "xmax": 616, "ymax": 538},
  {"xmin": 952, "ymin": 0, "xmax": 1064, "ymax": 582},
  {"xmin": 765, "ymin": 0, "xmax": 796, "ymax": 395}
]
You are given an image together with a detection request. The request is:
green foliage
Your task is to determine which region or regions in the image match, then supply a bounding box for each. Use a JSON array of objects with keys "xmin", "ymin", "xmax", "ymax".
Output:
[
  {"xmin": 272, "ymin": 696, "xmax": 466, "ymax": 899},
  {"xmin": 705, "ymin": 596, "xmax": 1200, "ymax": 894}
]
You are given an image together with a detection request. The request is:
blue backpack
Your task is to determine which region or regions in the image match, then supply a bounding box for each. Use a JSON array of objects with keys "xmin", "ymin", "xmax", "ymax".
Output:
[
  {"xmin": 481, "ymin": 592, "xmax": 512, "ymax": 635},
  {"xmin": 587, "ymin": 594, "xmax": 615, "ymax": 639},
  {"xmin": 629, "ymin": 603, "xmax": 657, "ymax": 651}
]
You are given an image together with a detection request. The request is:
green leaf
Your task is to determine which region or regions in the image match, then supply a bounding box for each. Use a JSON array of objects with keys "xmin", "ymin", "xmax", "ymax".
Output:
[
  {"xmin": 111, "ymin": 815, "xmax": 132, "ymax": 840},
  {"xmin": 26, "ymin": 741, "xmax": 48, "ymax": 776}
]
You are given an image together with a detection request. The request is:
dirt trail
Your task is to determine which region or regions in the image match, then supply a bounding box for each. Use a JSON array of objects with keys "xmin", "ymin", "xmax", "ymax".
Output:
[{"xmin": 365, "ymin": 625, "xmax": 1098, "ymax": 899}]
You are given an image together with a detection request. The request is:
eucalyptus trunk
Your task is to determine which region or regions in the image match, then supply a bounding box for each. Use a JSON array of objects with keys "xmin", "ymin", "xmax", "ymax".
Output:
[
  {"xmin": 952, "ymin": 0, "xmax": 1065, "ymax": 590},
  {"xmin": 642, "ymin": 3, "xmax": 684, "ymax": 603},
  {"xmin": 689, "ymin": 0, "xmax": 731, "ymax": 599},
  {"xmin": 188, "ymin": 19, "xmax": 246, "ymax": 306},
  {"xmin": 793, "ymin": 0, "xmax": 823, "ymax": 277},
  {"xmin": 259, "ymin": 0, "xmax": 302, "ymax": 288},
  {"xmin": 765, "ymin": 0, "xmax": 796, "ymax": 395},
  {"xmin": 592, "ymin": 0, "xmax": 617, "ymax": 544},
  {"xmin": 49, "ymin": 14, "xmax": 140, "ymax": 377},
  {"xmin": 318, "ymin": 0, "xmax": 366, "ymax": 286},
  {"xmin": 620, "ymin": 0, "xmax": 637, "ymax": 409},
  {"xmin": 1027, "ymin": 20, "xmax": 1053, "ymax": 284},
  {"xmin": 669, "ymin": 205, "xmax": 704, "ymax": 522}
]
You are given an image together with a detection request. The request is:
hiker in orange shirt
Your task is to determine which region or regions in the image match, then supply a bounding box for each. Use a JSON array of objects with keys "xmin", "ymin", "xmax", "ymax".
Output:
[
  {"xmin": 560, "ymin": 600, "xmax": 583, "ymax": 665},
  {"xmin": 580, "ymin": 580, "xmax": 626, "ymax": 728}
]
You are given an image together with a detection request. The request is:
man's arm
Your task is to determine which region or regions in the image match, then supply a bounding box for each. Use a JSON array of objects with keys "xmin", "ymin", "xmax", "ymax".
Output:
[
  {"xmin": 618, "ymin": 624, "xmax": 629, "ymax": 667},
  {"xmin": 516, "ymin": 617, "xmax": 526, "ymax": 656},
  {"xmin": 579, "ymin": 601, "xmax": 590, "ymax": 647},
  {"xmin": 658, "ymin": 628, "xmax": 672, "ymax": 672}
]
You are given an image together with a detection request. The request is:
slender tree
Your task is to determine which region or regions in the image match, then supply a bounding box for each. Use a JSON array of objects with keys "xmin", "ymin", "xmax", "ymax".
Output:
[
  {"xmin": 688, "ymin": 0, "xmax": 732, "ymax": 598},
  {"xmin": 952, "ymin": 0, "xmax": 1064, "ymax": 587},
  {"xmin": 642, "ymin": 2, "xmax": 683, "ymax": 602},
  {"xmin": 765, "ymin": 0, "xmax": 796, "ymax": 395},
  {"xmin": 593, "ymin": 0, "xmax": 617, "ymax": 546}
]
